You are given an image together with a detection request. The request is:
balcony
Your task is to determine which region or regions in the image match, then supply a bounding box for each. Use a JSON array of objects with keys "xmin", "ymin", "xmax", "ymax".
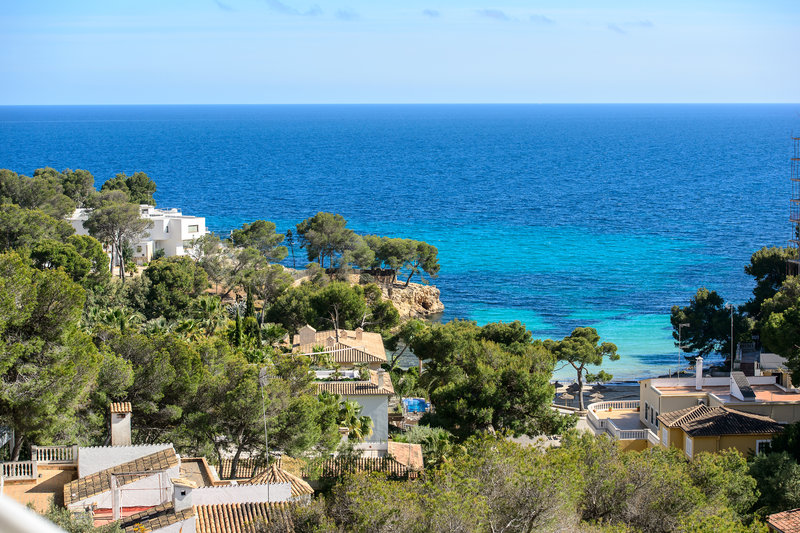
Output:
[
  {"xmin": 587, "ymin": 401, "xmax": 655, "ymax": 442},
  {"xmin": 1, "ymin": 445, "xmax": 77, "ymax": 481}
]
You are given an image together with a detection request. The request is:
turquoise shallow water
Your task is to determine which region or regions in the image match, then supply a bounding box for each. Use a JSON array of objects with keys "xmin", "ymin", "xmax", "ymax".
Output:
[{"xmin": 0, "ymin": 104, "xmax": 797, "ymax": 379}]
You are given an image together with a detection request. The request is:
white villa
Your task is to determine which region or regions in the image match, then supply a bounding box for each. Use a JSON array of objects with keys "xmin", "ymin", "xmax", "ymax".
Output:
[
  {"xmin": 69, "ymin": 204, "xmax": 207, "ymax": 265},
  {"xmin": 314, "ymin": 368, "xmax": 394, "ymax": 446}
]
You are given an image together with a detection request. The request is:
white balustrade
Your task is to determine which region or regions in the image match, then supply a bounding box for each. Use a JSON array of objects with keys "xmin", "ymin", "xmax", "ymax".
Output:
[
  {"xmin": 1, "ymin": 461, "xmax": 37, "ymax": 480},
  {"xmin": 32, "ymin": 445, "xmax": 78, "ymax": 464}
]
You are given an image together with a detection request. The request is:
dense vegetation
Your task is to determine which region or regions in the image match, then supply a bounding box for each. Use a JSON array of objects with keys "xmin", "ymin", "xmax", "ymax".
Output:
[
  {"xmin": 0, "ymin": 167, "xmax": 794, "ymax": 532},
  {"xmin": 264, "ymin": 433, "xmax": 769, "ymax": 533}
]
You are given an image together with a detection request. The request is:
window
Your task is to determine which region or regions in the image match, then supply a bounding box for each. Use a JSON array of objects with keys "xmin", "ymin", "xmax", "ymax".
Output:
[
  {"xmin": 756, "ymin": 440, "xmax": 772, "ymax": 455},
  {"xmin": 136, "ymin": 246, "xmax": 142, "ymax": 253},
  {"xmin": 165, "ymin": 225, "xmax": 169, "ymax": 233},
  {"xmin": 662, "ymin": 427, "xmax": 668, "ymax": 446},
  {"xmin": 684, "ymin": 434, "xmax": 693, "ymax": 458},
  {"xmin": 645, "ymin": 404, "xmax": 650, "ymax": 420},
  {"xmin": 188, "ymin": 224, "xmax": 199, "ymax": 233}
]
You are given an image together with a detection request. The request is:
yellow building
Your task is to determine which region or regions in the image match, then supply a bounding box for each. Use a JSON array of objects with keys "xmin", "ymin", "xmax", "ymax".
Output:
[
  {"xmin": 587, "ymin": 356, "xmax": 799, "ymax": 451},
  {"xmin": 656, "ymin": 404, "xmax": 783, "ymax": 458}
]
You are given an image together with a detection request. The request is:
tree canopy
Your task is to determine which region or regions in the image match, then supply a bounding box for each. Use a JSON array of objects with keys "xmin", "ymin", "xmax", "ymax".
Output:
[
  {"xmin": 84, "ymin": 201, "xmax": 152, "ymax": 281},
  {"xmin": 743, "ymin": 246, "xmax": 796, "ymax": 316},
  {"xmin": 410, "ymin": 320, "xmax": 572, "ymax": 439},
  {"xmin": 100, "ymin": 171, "xmax": 157, "ymax": 205},
  {"xmin": 545, "ymin": 327, "xmax": 619, "ymax": 411},
  {"xmin": 0, "ymin": 252, "xmax": 100, "ymax": 459},
  {"xmin": 230, "ymin": 220, "xmax": 288, "ymax": 262},
  {"xmin": 0, "ymin": 204, "xmax": 74, "ymax": 251}
]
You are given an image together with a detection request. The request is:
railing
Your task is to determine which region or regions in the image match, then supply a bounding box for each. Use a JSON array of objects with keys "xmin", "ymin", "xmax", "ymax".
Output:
[
  {"xmin": 587, "ymin": 401, "xmax": 649, "ymax": 441},
  {"xmin": 32, "ymin": 445, "xmax": 78, "ymax": 465},
  {"xmin": 647, "ymin": 429, "xmax": 660, "ymax": 446},
  {"xmin": 586, "ymin": 409, "xmax": 605, "ymax": 431},
  {"xmin": 605, "ymin": 419, "xmax": 649, "ymax": 441},
  {"xmin": 1, "ymin": 461, "xmax": 37, "ymax": 480},
  {"xmin": 589, "ymin": 401, "xmax": 641, "ymax": 411}
]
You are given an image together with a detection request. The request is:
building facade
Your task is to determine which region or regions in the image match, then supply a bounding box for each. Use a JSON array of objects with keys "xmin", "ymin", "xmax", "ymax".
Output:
[{"xmin": 69, "ymin": 205, "xmax": 207, "ymax": 265}]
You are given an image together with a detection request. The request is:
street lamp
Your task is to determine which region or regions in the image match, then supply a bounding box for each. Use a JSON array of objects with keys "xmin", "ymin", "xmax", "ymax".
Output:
[
  {"xmin": 725, "ymin": 303, "xmax": 734, "ymax": 371},
  {"xmin": 678, "ymin": 323, "xmax": 690, "ymax": 374}
]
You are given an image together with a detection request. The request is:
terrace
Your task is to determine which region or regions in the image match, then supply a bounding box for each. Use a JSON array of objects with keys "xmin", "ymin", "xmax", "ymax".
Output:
[
  {"xmin": 587, "ymin": 401, "xmax": 658, "ymax": 445},
  {"xmin": 0, "ymin": 446, "xmax": 79, "ymax": 512}
]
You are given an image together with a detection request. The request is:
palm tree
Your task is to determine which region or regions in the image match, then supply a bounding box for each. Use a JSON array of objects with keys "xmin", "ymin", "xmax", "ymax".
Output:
[
  {"xmin": 337, "ymin": 400, "xmax": 373, "ymax": 441},
  {"xmin": 192, "ymin": 294, "xmax": 226, "ymax": 334},
  {"xmin": 101, "ymin": 307, "xmax": 144, "ymax": 334},
  {"xmin": 174, "ymin": 319, "xmax": 202, "ymax": 342},
  {"xmin": 142, "ymin": 316, "xmax": 171, "ymax": 335}
]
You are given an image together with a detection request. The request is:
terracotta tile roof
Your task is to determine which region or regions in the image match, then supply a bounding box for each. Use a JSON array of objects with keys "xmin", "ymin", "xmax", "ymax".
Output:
[
  {"xmin": 293, "ymin": 328, "xmax": 387, "ymax": 364},
  {"xmin": 387, "ymin": 442, "xmax": 424, "ymax": 471},
  {"xmin": 110, "ymin": 402, "xmax": 132, "ymax": 414},
  {"xmin": 216, "ymin": 457, "xmax": 265, "ymax": 480},
  {"xmin": 297, "ymin": 342, "xmax": 386, "ymax": 364},
  {"xmin": 64, "ymin": 448, "xmax": 179, "ymax": 506},
  {"xmin": 657, "ymin": 405, "xmax": 784, "ymax": 437},
  {"xmin": 307, "ymin": 456, "xmax": 419, "ymax": 480},
  {"xmin": 768, "ymin": 508, "xmax": 800, "ymax": 533},
  {"xmin": 314, "ymin": 369, "xmax": 395, "ymax": 396},
  {"xmin": 195, "ymin": 502, "xmax": 294, "ymax": 533},
  {"xmin": 247, "ymin": 464, "xmax": 314, "ymax": 498},
  {"xmin": 120, "ymin": 502, "xmax": 194, "ymax": 533}
]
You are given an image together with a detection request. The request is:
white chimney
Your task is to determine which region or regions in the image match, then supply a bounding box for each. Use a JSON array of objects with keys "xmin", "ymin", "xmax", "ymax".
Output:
[
  {"xmin": 377, "ymin": 370, "xmax": 385, "ymax": 389},
  {"xmin": 695, "ymin": 357, "xmax": 703, "ymax": 391},
  {"xmin": 355, "ymin": 327, "xmax": 363, "ymax": 340},
  {"xmin": 298, "ymin": 324, "xmax": 316, "ymax": 345},
  {"xmin": 171, "ymin": 478, "xmax": 196, "ymax": 512},
  {"xmin": 110, "ymin": 402, "xmax": 132, "ymax": 446}
]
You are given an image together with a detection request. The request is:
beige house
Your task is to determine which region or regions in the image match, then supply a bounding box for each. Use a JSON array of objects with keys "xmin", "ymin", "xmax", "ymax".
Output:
[
  {"xmin": 293, "ymin": 324, "xmax": 387, "ymax": 370},
  {"xmin": 656, "ymin": 404, "xmax": 783, "ymax": 458},
  {"xmin": 587, "ymin": 356, "xmax": 800, "ymax": 452}
]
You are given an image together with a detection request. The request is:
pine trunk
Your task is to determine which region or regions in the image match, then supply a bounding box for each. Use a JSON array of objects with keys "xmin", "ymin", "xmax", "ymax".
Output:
[{"xmin": 11, "ymin": 434, "xmax": 23, "ymax": 461}]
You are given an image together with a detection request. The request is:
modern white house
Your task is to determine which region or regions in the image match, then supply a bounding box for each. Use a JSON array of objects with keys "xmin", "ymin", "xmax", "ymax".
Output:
[{"xmin": 68, "ymin": 205, "xmax": 207, "ymax": 265}]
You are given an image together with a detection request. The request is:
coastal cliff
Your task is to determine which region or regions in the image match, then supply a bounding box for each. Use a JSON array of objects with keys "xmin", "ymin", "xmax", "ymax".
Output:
[{"xmin": 383, "ymin": 282, "xmax": 444, "ymax": 319}]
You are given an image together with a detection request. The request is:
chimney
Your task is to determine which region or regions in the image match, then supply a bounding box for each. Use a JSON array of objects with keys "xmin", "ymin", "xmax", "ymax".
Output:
[
  {"xmin": 110, "ymin": 402, "xmax": 132, "ymax": 446},
  {"xmin": 695, "ymin": 357, "xmax": 703, "ymax": 391},
  {"xmin": 377, "ymin": 369, "xmax": 385, "ymax": 389},
  {"xmin": 355, "ymin": 327, "xmax": 363, "ymax": 340},
  {"xmin": 298, "ymin": 324, "xmax": 316, "ymax": 345},
  {"xmin": 326, "ymin": 335, "xmax": 336, "ymax": 347},
  {"xmin": 171, "ymin": 478, "xmax": 196, "ymax": 512}
]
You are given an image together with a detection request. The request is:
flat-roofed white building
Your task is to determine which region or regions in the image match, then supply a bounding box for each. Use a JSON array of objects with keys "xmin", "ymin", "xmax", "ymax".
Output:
[{"xmin": 68, "ymin": 204, "xmax": 207, "ymax": 264}]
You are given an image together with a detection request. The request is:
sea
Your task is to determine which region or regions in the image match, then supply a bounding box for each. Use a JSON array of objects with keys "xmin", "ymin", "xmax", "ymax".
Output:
[{"xmin": 1, "ymin": 104, "xmax": 798, "ymax": 380}]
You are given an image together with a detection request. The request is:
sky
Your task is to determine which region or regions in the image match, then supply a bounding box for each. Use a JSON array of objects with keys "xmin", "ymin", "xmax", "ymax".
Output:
[{"xmin": 1, "ymin": 0, "xmax": 799, "ymax": 104}]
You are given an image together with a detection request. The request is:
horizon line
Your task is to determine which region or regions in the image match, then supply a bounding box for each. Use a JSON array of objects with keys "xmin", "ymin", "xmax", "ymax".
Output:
[{"xmin": 2, "ymin": 102, "xmax": 800, "ymax": 107}]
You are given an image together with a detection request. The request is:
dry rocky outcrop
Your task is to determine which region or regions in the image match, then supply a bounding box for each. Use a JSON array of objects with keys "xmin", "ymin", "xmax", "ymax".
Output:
[{"xmin": 382, "ymin": 282, "xmax": 444, "ymax": 319}]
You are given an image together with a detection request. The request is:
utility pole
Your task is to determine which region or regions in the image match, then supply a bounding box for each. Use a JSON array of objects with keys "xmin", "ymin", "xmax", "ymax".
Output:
[{"xmin": 725, "ymin": 303, "xmax": 734, "ymax": 371}]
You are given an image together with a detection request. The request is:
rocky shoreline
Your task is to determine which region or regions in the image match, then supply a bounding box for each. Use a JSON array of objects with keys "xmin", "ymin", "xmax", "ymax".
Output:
[{"xmin": 382, "ymin": 282, "xmax": 445, "ymax": 319}]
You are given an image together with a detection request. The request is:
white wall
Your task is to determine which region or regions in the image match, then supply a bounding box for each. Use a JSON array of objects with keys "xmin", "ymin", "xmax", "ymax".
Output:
[
  {"xmin": 68, "ymin": 466, "xmax": 180, "ymax": 510},
  {"xmin": 346, "ymin": 395, "xmax": 389, "ymax": 443},
  {"xmin": 191, "ymin": 484, "xmax": 291, "ymax": 505},
  {"xmin": 78, "ymin": 444, "xmax": 173, "ymax": 478}
]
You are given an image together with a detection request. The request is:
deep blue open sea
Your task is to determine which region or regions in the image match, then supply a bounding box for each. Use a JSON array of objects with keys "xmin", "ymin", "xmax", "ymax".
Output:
[{"xmin": 1, "ymin": 104, "xmax": 798, "ymax": 379}]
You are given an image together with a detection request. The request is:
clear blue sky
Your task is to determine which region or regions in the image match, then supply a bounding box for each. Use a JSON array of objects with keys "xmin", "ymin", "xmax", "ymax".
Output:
[{"xmin": 2, "ymin": 0, "xmax": 798, "ymax": 104}]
